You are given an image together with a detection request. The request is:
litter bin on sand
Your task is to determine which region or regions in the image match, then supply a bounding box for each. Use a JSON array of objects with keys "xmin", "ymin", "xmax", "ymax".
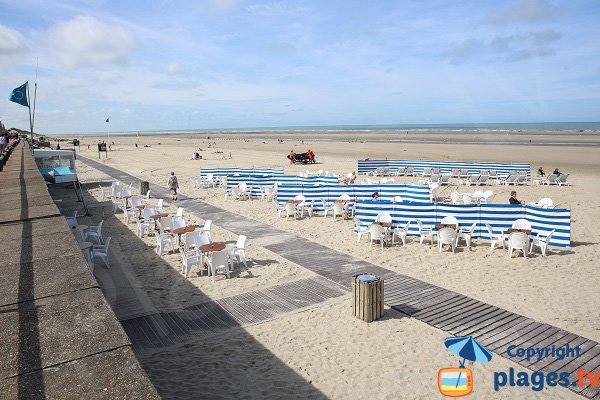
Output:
[
  {"xmin": 140, "ymin": 180, "xmax": 150, "ymax": 197},
  {"xmin": 352, "ymin": 274, "xmax": 384, "ymax": 322}
]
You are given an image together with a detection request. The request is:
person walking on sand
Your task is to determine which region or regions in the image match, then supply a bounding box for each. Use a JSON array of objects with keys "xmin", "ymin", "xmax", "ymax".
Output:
[{"xmin": 168, "ymin": 172, "xmax": 179, "ymax": 200}]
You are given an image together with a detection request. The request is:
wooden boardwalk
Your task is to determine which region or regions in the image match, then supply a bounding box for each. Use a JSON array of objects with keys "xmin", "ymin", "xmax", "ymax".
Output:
[
  {"xmin": 121, "ymin": 276, "xmax": 348, "ymax": 352},
  {"xmin": 79, "ymin": 156, "xmax": 600, "ymax": 399}
]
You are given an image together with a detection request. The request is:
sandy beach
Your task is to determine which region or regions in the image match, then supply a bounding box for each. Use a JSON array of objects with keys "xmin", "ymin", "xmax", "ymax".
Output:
[{"xmin": 68, "ymin": 131, "xmax": 599, "ymax": 399}]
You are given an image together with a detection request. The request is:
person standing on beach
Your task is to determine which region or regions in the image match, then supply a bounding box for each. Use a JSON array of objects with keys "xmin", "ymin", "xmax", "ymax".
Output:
[{"xmin": 168, "ymin": 172, "xmax": 179, "ymax": 200}]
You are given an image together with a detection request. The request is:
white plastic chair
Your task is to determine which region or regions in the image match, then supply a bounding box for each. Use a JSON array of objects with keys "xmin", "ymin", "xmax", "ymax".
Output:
[
  {"xmin": 99, "ymin": 185, "xmax": 109, "ymax": 201},
  {"xmin": 321, "ymin": 199, "xmax": 334, "ymax": 218},
  {"xmin": 332, "ymin": 202, "xmax": 346, "ymax": 220},
  {"xmin": 485, "ymin": 223, "xmax": 505, "ymax": 252},
  {"xmin": 155, "ymin": 198, "xmax": 164, "ymax": 212},
  {"xmin": 462, "ymin": 194, "xmax": 474, "ymax": 205},
  {"xmin": 92, "ymin": 236, "xmax": 112, "ymax": 268},
  {"xmin": 207, "ymin": 250, "xmax": 231, "ymax": 281},
  {"xmin": 176, "ymin": 207, "xmax": 184, "ymax": 217},
  {"xmin": 480, "ymin": 191, "xmax": 495, "ymax": 204},
  {"xmin": 392, "ymin": 221, "xmax": 410, "ymax": 246},
  {"xmin": 181, "ymin": 249, "xmax": 203, "ymax": 279},
  {"xmin": 530, "ymin": 230, "xmax": 555, "ymax": 256},
  {"xmin": 437, "ymin": 227, "xmax": 458, "ymax": 253},
  {"xmin": 154, "ymin": 231, "xmax": 174, "ymax": 256},
  {"xmin": 368, "ymin": 223, "xmax": 387, "ymax": 248},
  {"xmin": 416, "ymin": 219, "xmax": 434, "ymax": 245},
  {"xmin": 440, "ymin": 216, "xmax": 458, "ymax": 227},
  {"xmin": 66, "ymin": 210, "xmax": 78, "ymax": 229},
  {"xmin": 301, "ymin": 200, "xmax": 316, "ymax": 218},
  {"xmin": 200, "ymin": 220, "xmax": 212, "ymax": 241},
  {"xmin": 508, "ymin": 232, "xmax": 529, "ymax": 258},
  {"xmin": 512, "ymin": 219, "xmax": 531, "ymax": 230},
  {"xmin": 273, "ymin": 199, "xmax": 286, "ymax": 218},
  {"xmin": 354, "ymin": 217, "xmax": 369, "ymax": 243},
  {"xmin": 85, "ymin": 220, "xmax": 104, "ymax": 244},
  {"xmin": 375, "ymin": 212, "xmax": 392, "ymax": 223},
  {"xmin": 458, "ymin": 222, "xmax": 477, "ymax": 248},
  {"xmin": 226, "ymin": 235, "xmax": 247, "ymax": 268},
  {"xmin": 537, "ymin": 198, "xmax": 553, "ymax": 208},
  {"xmin": 285, "ymin": 202, "xmax": 299, "ymax": 220}
]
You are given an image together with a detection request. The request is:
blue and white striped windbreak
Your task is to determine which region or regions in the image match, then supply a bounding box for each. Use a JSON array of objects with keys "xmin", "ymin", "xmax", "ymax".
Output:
[
  {"xmin": 354, "ymin": 201, "xmax": 571, "ymax": 247},
  {"xmin": 227, "ymin": 175, "xmax": 338, "ymax": 197},
  {"xmin": 200, "ymin": 168, "xmax": 284, "ymax": 177},
  {"xmin": 276, "ymin": 184, "xmax": 431, "ymax": 213},
  {"xmin": 357, "ymin": 160, "xmax": 531, "ymax": 178}
]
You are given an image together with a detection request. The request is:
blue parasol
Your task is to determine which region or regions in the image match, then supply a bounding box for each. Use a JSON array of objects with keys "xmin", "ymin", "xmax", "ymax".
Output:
[{"xmin": 444, "ymin": 336, "xmax": 493, "ymax": 388}]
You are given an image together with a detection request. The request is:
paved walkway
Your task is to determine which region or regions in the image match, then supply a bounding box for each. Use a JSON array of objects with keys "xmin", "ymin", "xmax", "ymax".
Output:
[{"xmin": 78, "ymin": 155, "xmax": 600, "ymax": 399}]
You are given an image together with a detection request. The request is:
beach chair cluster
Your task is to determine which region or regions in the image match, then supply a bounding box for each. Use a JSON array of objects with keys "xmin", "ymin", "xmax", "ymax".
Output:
[
  {"xmin": 535, "ymin": 173, "xmax": 570, "ymax": 186},
  {"xmin": 355, "ymin": 213, "xmax": 559, "ymax": 258}
]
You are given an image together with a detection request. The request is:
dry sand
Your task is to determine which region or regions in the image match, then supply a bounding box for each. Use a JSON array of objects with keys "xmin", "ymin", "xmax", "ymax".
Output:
[{"xmin": 70, "ymin": 132, "xmax": 598, "ymax": 399}]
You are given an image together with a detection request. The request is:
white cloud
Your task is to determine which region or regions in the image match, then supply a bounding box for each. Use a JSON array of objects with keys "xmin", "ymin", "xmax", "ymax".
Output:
[
  {"xmin": 166, "ymin": 62, "xmax": 179, "ymax": 75},
  {"xmin": 484, "ymin": 0, "xmax": 556, "ymax": 25},
  {"xmin": 206, "ymin": 0, "xmax": 244, "ymax": 13},
  {"xmin": 48, "ymin": 16, "xmax": 136, "ymax": 68},
  {"xmin": 0, "ymin": 24, "xmax": 28, "ymax": 55}
]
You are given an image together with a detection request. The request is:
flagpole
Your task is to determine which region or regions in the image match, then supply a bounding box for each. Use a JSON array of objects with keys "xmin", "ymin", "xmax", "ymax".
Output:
[
  {"xmin": 26, "ymin": 82, "xmax": 34, "ymax": 155},
  {"xmin": 32, "ymin": 59, "xmax": 38, "ymax": 140}
]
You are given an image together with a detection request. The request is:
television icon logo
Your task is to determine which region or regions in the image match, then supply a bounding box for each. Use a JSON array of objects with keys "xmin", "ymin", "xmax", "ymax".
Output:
[{"xmin": 438, "ymin": 367, "xmax": 473, "ymax": 397}]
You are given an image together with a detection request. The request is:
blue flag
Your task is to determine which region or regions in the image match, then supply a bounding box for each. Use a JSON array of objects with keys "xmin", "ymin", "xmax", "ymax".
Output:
[{"xmin": 9, "ymin": 82, "xmax": 29, "ymax": 107}]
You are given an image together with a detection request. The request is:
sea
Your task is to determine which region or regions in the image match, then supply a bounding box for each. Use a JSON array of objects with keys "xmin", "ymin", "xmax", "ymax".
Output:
[{"xmin": 90, "ymin": 122, "xmax": 600, "ymax": 136}]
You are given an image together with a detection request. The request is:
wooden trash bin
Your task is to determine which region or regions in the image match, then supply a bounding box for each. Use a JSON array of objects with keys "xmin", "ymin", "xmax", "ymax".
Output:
[
  {"xmin": 352, "ymin": 274, "xmax": 384, "ymax": 322},
  {"xmin": 139, "ymin": 180, "xmax": 150, "ymax": 197}
]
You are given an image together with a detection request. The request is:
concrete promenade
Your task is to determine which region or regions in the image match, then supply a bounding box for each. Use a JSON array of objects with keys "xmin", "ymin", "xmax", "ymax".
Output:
[{"xmin": 0, "ymin": 143, "xmax": 158, "ymax": 399}]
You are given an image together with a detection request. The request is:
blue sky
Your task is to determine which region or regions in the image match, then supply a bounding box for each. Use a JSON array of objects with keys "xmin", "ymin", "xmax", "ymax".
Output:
[{"xmin": 1, "ymin": 0, "xmax": 599, "ymax": 134}]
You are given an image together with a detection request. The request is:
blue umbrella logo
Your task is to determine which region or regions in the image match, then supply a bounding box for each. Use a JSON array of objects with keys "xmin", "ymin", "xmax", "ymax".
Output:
[
  {"xmin": 439, "ymin": 336, "xmax": 493, "ymax": 396},
  {"xmin": 445, "ymin": 336, "xmax": 493, "ymax": 367}
]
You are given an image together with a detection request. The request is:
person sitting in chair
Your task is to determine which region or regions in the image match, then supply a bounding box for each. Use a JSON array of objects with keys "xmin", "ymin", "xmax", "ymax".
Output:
[
  {"xmin": 553, "ymin": 167, "xmax": 562, "ymax": 176},
  {"xmin": 371, "ymin": 191, "xmax": 380, "ymax": 201},
  {"xmin": 537, "ymin": 166, "xmax": 545, "ymax": 177},
  {"xmin": 509, "ymin": 191, "xmax": 522, "ymax": 205}
]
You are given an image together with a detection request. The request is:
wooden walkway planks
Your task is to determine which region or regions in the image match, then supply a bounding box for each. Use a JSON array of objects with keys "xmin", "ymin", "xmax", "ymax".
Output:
[
  {"xmin": 78, "ymin": 156, "xmax": 600, "ymax": 399},
  {"xmin": 120, "ymin": 276, "xmax": 348, "ymax": 352}
]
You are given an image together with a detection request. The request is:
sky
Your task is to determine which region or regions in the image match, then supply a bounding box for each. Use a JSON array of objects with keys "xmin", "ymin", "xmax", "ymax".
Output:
[{"xmin": 0, "ymin": 0, "xmax": 599, "ymax": 134}]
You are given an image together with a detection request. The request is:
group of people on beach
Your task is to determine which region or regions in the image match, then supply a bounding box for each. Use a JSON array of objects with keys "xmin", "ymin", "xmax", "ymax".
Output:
[
  {"xmin": 537, "ymin": 166, "xmax": 563, "ymax": 177},
  {"xmin": 339, "ymin": 171, "xmax": 357, "ymax": 185}
]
